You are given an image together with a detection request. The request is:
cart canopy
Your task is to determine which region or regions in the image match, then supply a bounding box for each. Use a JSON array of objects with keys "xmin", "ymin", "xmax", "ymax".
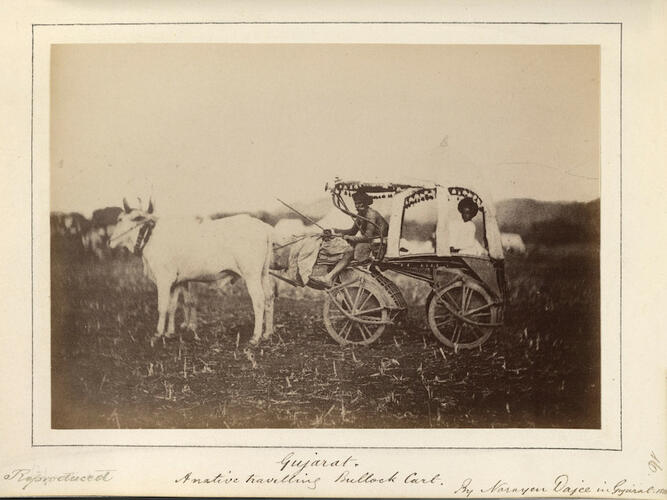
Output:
[{"xmin": 327, "ymin": 177, "xmax": 504, "ymax": 260}]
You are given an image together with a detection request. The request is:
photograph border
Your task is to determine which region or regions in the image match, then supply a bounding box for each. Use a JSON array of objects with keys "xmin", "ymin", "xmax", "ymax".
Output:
[{"xmin": 32, "ymin": 20, "xmax": 622, "ymax": 451}]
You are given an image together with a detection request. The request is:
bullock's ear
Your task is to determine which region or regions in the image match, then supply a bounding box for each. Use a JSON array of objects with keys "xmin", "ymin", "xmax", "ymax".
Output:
[
  {"xmin": 147, "ymin": 198, "xmax": 154, "ymax": 214},
  {"xmin": 123, "ymin": 198, "xmax": 131, "ymax": 213}
]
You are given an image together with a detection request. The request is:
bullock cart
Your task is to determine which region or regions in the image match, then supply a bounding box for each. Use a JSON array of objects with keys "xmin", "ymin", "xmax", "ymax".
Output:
[{"xmin": 272, "ymin": 179, "xmax": 508, "ymax": 351}]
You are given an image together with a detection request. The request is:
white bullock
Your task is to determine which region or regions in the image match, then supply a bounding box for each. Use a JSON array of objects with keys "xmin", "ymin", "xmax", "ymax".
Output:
[
  {"xmin": 500, "ymin": 232, "xmax": 526, "ymax": 254},
  {"xmin": 139, "ymin": 259, "xmax": 206, "ymax": 341},
  {"xmin": 272, "ymin": 218, "xmax": 321, "ymax": 246},
  {"xmin": 110, "ymin": 199, "xmax": 274, "ymax": 346}
]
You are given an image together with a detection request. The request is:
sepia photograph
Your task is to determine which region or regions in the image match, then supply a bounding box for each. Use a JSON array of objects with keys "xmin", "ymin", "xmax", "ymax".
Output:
[
  {"xmin": 49, "ymin": 43, "xmax": 601, "ymax": 431},
  {"xmin": 2, "ymin": 2, "xmax": 665, "ymax": 496}
]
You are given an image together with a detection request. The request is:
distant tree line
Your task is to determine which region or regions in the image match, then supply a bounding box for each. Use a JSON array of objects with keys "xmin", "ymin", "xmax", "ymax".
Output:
[
  {"xmin": 51, "ymin": 207, "xmax": 122, "ymax": 261},
  {"xmin": 51, "ymin": 198, "xmax": 600, "ymax": 264},
  {"xmin": 498, "ymin": 199, "xmax": 599, "ymax": 245}
]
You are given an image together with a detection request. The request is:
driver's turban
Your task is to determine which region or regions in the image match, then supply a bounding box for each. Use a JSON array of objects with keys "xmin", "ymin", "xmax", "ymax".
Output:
[{"xmin": 352, "ymin": 190, "xmax": 373, "ymax": 205}]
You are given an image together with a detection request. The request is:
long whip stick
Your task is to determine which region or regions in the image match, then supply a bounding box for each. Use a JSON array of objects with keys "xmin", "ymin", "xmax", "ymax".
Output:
[{"xmin": 276, "ymin": 198, "xmax": 326, "ymax": 232}]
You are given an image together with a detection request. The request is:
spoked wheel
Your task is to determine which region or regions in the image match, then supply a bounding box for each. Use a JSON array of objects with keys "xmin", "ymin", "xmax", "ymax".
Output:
[
  {"xmin": 427, "ymin": 278, "xmax": 501, "ymax": 350},
  {"xmin": 322, "ymin": 271, "xmax": 389, "ymax": 345}
]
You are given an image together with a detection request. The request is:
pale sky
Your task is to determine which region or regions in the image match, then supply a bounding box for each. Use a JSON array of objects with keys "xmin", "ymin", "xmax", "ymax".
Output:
[{"xmin": 51, "ymin": 44, "xmax": 599, "ymax": 217}]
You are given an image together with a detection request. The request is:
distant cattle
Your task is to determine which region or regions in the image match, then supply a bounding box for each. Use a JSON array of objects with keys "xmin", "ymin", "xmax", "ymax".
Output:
[
  {"xmin": 110, "ymin": 199, "xmax": 275, "ymax": 346},
  {"xmin": 51, "ymin": 209, "xmax": 126, "ymax": 261},
  {"xmin": 50, "ymin": 213, "xmax": 65, "ymax": 238},
  {"xmin": 92, "ymin": 207, "xmax": 122, "ymax": 240},
  {"xmin": 81, "ymin": 225, "xmax": 109, "ymax": 260},
  {"xmin": 51, "ymin": 212, "xmax": 87, "ymax": 238},
  {"xmin": 501, "ymin": 232, "xmax": 526, "ymax": 254},
  {"xmin": 50, "ymin": 212, "xmax": 88, "ymax": 258}
]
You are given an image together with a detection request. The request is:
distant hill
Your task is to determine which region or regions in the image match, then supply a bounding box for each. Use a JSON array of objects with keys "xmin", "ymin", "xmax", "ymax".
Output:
[
  {"xmin": 496, "ymin": 198, "xmax": 599, "ymax": 244},
  {"xmin": 496, "ymin": 198, "xmax": 592, "ymax": 232},
  {"xmin": 54, "ymin": 196, "xmax": 600, "ymax": 247}
]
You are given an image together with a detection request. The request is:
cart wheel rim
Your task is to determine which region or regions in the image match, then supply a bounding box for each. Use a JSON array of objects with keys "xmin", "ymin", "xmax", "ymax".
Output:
[
  {"xmin": 427, "ymin": 279, "xmax": 499, "ymax": 350},
  {"xmin": 322, "ymin": 272, "xmax": 388, "ymax": 345}
]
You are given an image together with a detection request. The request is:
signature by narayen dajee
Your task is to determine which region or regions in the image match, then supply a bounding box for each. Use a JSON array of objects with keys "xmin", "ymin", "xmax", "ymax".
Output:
[{"xmin": 3, "ymin": 468, "xmax": 115, "ymax": 490}]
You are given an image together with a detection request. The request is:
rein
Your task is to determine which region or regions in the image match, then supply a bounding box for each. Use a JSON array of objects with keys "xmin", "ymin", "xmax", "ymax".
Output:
[
  {"xmin": 134, "ymin": 221, "xmax": 155, "ymax": 255},
  {"xmin": 272, "ymin": 234, "xmax": 312, "ymax": 250},
  {"xmin": 109, "ymin": 219, "xmax": 156, "ymax": 255},
  {"xmin": 109, "ymin": 221, "xmax": 146, "ymax": 242}
]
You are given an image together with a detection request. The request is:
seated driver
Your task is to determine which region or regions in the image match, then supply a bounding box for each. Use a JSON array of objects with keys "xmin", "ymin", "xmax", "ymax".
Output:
[{"xmin": 311, "ymin": 190, "xmax": 389, "ymax": 287}]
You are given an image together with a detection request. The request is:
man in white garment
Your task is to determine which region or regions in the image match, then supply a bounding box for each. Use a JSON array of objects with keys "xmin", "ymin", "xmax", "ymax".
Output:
[{"xmin": 449, "ymin": 197, "xmax": 485, "ymax": 256}]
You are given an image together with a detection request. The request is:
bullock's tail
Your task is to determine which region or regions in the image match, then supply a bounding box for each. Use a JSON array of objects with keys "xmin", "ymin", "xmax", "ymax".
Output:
[
  {"xmin": 263, "ymin": 229, "xmax": 279, "ymax": 298},
  {"xmin": 264, "ymin": 229, "xmax": 273, "ymax": 276}
]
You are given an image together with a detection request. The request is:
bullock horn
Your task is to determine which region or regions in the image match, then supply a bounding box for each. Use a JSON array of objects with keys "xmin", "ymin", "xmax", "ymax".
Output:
[
  {"xmin": 147, "ymin": 198, "xmax": 154, "ymax": 214},
  {"xmin": 123, "ymin": 198, "xmax": 131, "ymax": 213}
]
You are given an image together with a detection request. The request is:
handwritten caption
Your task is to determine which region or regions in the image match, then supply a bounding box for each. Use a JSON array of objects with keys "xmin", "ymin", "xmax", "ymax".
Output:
[
  {"xmin": 172, "ymin": 451, "xmax": 666, "ymax": 497},
  {"xmin": 2, "ymin": 468, "xmax": 114, "ymax": 491}
]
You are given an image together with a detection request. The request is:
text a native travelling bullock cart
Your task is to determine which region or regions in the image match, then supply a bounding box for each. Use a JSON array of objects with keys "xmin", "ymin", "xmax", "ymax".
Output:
[{"xmin": 271, "ymin": 179, "xmax": 508, "ymax": 351}]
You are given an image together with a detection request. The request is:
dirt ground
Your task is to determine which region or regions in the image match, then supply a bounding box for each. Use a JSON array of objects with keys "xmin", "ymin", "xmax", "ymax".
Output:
[{"xmin": 50, "ymin": 246, "xmax": 600, "ymax": 429}]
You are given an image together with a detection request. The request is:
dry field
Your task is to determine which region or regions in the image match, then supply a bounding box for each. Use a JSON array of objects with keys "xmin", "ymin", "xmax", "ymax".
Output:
[{"xmin": 51, "ymin": 245, "xmax": 599, "ymax": 429}]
